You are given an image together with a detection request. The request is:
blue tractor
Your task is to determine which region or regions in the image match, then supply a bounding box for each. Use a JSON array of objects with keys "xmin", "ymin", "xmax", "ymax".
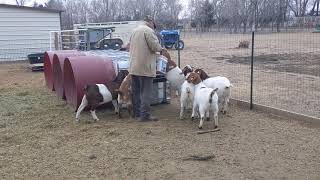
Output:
[{"xmin": 159, "ymin": 30, "xmax": 184, "ymax": 50}]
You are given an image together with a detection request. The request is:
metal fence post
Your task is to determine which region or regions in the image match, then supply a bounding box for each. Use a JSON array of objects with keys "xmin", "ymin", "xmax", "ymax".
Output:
[
  {"xmin": 49, "ymin": 31, "xmax": 52, "ymax": 51},
  {"xmin": 250, "ymin": 31, "xmax": 255, "ymax": 110},
  {"xmin": 86, "ymin": 29, "xmax": 90, "ymax": 51},
  {"xmin": 178, "ymin": 29, "xmax": 181, "ymax": 68}
]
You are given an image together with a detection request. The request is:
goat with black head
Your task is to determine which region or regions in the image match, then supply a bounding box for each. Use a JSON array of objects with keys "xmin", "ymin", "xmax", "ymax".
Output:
[{"xmin": 75, "ymin": 70, "xmax": 129, "ymax": 122}]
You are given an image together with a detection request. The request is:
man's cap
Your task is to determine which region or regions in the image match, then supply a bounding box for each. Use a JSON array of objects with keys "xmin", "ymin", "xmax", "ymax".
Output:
[{"xmin": 144, "ymin": 15, "xmax": 154, "ymax": 22}]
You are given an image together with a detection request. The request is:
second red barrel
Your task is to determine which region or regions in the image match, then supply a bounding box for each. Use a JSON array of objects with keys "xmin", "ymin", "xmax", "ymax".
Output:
[
  {"xmin": 44, "ymin": 50, "xmax": 77, "ymax": 91},
  {"xmin": 52, "ymin": 51, "xmax": 86, "ymax": 99}
]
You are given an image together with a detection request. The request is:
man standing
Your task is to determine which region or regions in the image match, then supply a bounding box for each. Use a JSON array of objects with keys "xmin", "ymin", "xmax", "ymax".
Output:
[{"xmin": 129, "ymin": 15, "xmax": 166, "ymax": 122}]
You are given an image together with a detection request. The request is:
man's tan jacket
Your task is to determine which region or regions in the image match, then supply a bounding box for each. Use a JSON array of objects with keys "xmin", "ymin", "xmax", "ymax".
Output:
[{"xmin": 128, "ymin": 23, "xmax": 162, "ymax": 77}]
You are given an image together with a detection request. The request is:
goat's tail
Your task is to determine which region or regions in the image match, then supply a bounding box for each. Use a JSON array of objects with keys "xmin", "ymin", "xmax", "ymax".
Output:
[{"xmin": 209, "ymin": 88, "xmax": 218, "ymax": 103}]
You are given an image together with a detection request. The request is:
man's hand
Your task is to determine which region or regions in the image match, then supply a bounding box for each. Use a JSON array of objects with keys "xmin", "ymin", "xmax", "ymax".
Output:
[
  {"xmin": 161, "ymin": 48, "xmax": 171, "ymax": 60},
  {"xmin": 160, "ymin": 48, "xmax": 168, "ymax": 55}
]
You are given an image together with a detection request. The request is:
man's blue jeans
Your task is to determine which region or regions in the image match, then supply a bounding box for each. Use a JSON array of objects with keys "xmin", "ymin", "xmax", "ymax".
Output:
[{"xmin": 131, "ymin": 75, "xmax": 153, "ymax": 119}]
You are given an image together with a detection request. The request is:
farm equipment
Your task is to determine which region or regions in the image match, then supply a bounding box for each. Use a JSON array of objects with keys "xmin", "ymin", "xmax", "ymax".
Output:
[
  {"xmin": 27, "ymin": 52, "xmax": 45, "ymax": 71},
  {"xmin": 77, "ymin": 27, "xmax": 124, "ymax": 50},
  {"xmin": 50, "ymin": 27, "xmax": 125, "ymax": 51},
  {"xmin": 160, "ymin": 30, "xmax": 184, "ymax": 50}
]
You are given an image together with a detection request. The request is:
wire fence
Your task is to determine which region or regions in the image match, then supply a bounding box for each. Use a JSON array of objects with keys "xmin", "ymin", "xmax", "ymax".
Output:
[
  {"xmin": 1, "ymin": 26, "xmax": 319, "ymax": 118},
  {"xmin": 179, "ymin": 29, "xmax": 320, "ymax": 119},
  {"xmin": 0, "ymin": 39, "xmax": 52, "ymax": 62}
]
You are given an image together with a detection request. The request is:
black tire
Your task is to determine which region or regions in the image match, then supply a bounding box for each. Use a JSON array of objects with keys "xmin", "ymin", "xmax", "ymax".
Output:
[
  {"xmin": 100, "ymin": 40, "xmax": 112, "ymax": 50},
  {"xmin": 175, "ymin": 40, "xmax": 184, "ymax": 50},
  {"xmin": 165, "ymin": 44, "xmax": 174, "ymax": 49},
  {"xmin": 111, "ymin": 41, "xmax": 122, "ymax": 50}
]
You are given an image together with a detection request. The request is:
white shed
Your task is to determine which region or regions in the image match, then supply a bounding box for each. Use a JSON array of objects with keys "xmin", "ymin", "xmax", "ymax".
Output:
[{"xmin": 0, "ymin": 4, "xmax": 62, "ymax": 61}]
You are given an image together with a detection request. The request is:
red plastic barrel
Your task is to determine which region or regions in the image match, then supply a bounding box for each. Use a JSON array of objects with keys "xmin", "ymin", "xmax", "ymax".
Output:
[
  {"xmin": 52, "ymin": 52, "xmax": 86, "ymax": 99},
  {"xmin": 44, "ymin": 50, "xmax": 77, "ymax": 91},
  {"xmin": 64, "ymin": 55, "xmax": 116, "ymax": 109}
]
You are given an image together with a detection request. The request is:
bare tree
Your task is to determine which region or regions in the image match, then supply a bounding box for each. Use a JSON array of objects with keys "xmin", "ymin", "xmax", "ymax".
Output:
[
  {"xmin": 309, "ymin": 0, "xmax": 320, "ymax": 15},
  {"xmin": 16, "ymin": 0, "xmax": 29, "ymax": 6},
  {"xmin": 288, "ymin": 0, "xmax": 310, "ymax": 16},
  {"xmin": 32, "ymin": 1, "xmax": 38, "ymax": 7}
]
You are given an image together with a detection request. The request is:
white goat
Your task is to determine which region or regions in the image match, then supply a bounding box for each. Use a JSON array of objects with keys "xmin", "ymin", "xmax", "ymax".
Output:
[
  {"xmin": 166, "ymin": 66, "xmax": 185, "ymax": 95},
  {"xmin": 178, "ymin": 65, "xmax": 196, "ymax": 119},
  {"xmin": 195, "ymin": 69, "xmax": 232, "ymax": 114},
  {"xmin": 162, "ymin": 51, "xmax": 185, "ymax": 96},
  {"xmin": 187, "ymin": 72, "xmax": 219, "ymax": 129},
  {"xmin": 179, "ymin": 80, "xmax": 195, "ymax": 119}
]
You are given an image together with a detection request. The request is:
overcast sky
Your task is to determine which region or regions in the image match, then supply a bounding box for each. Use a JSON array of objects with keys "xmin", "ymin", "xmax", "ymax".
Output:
[
  {"xmin": 1, "ymin": 0, "xmax": 188, "ymax": 7},
  {"xmin": 0, "ymin": 0, "xmax": 47, "ymax": 5},
  {"xmin": 0, "ymin": 0, "xmax": 189, "ymax": 17}
]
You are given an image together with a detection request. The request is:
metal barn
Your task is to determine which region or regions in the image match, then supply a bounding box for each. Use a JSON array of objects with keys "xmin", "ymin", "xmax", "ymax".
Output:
[{"xmin": 0, "ymin": 4, "xmax": 62, "ymax": 61}]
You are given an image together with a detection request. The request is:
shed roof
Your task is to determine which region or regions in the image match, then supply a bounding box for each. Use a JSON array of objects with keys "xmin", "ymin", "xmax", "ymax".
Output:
[{"xmin": 0, "ymin": 3, "xmax": 63, "ymax": 13}]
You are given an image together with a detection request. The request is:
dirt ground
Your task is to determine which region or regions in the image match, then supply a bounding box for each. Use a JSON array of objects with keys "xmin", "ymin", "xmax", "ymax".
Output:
[
  {"xmin": 177, "ymin": 32, "xmax": 320, "ymax": 118},
  {"xmin": 1, "ymin": 63, "xmax": 320, "ymax": 179}
]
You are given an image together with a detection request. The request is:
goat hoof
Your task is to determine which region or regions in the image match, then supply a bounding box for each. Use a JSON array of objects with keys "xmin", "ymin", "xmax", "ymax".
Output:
[
  {"xmin": 222, "ymin": 111, "xmax": 227, "ymax": 114},
  {"xmin": 214, "ymin": 125, "xmax": 218, "ymax": 129},
  {"xmin": 206, "ymin": 117, "xmax": 210, "ymax": 121},
  {"xmin": 179, "ymin": 116, "xmax": 184, "ymax": 120},
  {"xmin": 198, "ymin": 126, "xmax": 203, "ymax": 129},
  {"xmin": 191, "ymin": 117, "xmax": 195, "ymax": 121},
  {"xmin": 75, "ymin": 118, "xmax": 80, "ymax": 123}
]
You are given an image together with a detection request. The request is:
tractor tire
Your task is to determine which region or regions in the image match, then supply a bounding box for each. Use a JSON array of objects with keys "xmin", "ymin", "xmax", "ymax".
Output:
[
  {"xmin": 99, "ymin": 40, "xmax": 112, "ymax": 50},
  {"xmin": 100, "ymin": 38, "xmax": 123, "ymax": 50},
  {"xmin": 175, "ymin": 40, "xmax": 184, "ymax": 50},
  {"xmin": 111, "ymin": 42, "xmax": 122, "ymax": 50},
  {"xmin": 110, "ymin": 39, "xmax": 123, "ymax": 50}
]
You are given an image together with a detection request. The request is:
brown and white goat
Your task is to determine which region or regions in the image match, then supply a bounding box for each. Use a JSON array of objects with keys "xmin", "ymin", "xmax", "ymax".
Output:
[
  {"xmin": 194, "ymin": 69, "xmax": 232, "ymax": 114},
  {"xmin": 75, "ymin": 70, "xmax": 129, "ymax": 122},
  {"xmin": 187, "ymin": 72, "xmax": 219, "ymax": 129},
  {"xmin": 115, "ymin": 74, "xmax": 133, "ymax": 118}
]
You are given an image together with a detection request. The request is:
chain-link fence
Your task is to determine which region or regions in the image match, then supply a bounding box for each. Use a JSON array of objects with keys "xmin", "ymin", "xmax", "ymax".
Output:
[{"xmin": 179, "ymin": 29, "xmax": 320, "ymax": 119}]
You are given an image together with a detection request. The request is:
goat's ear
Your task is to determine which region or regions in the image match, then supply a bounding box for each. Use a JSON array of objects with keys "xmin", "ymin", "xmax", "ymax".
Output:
[{"xmin": 214, "ymin": 88, "xmax": 218, "ymax": 92}]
